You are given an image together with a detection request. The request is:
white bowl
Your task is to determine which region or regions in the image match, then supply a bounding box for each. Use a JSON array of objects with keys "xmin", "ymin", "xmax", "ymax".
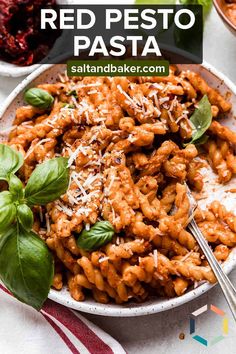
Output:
[{"xmin": 0, "ymin": 62, "xmax": 236, "ymax": 316}]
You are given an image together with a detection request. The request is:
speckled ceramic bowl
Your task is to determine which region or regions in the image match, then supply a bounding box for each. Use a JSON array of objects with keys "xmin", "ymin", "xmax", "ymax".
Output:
[{"xmin": 0, "ymin": 62, "xmax": 236, "ymax": 316}]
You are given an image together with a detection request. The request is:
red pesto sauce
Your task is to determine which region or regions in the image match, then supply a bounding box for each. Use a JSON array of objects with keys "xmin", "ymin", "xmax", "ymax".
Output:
[{"xmin": 0, "ymin": 0, "xmax": 61, "ymax": 66}]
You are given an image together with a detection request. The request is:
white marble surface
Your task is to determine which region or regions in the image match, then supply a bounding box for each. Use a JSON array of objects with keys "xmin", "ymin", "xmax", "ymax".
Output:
[{"xmin": 0, "ymin": 4, "xmax": 236, "ymax": 354}]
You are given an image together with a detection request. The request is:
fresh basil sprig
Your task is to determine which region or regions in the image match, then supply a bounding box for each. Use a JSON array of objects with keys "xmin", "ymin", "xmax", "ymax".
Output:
[
  {"xmin": 0, "ymin": 145, "xmax": 70, "ymax": 309},
  {"xmin": 25, "ymin": 157, "xmax": 69, "ymax": 205},
  {"xmin": 24, "ymin": 88, "xmax": 54, "ymax": 110},
  {"xmin": 184, "ymin": 95, "xmax": 212, "ymax": 146},
  {"xmin": 0, "ymin": 225, "xmax": 54, "ymax": 310},
  {"xmin": 0, "ymin": 144, "xmax": 23, "ymax": 181},
  {"xmin": 77, "ymin": 221, "xmax": 115, "ymax": 251}
]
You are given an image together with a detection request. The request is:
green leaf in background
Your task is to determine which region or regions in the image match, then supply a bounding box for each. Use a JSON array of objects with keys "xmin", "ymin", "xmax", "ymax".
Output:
[
  {"xmin": 17, "ymin": 204, "xmax": 34, "ymax": 232},
  {"xmin": 174, "ymin": 5, "xmax": 203, "ymax": 53},
  {"xmin": 185, "ymin": 95, "xmax": 212, "ymax": 145},
  {"xmin": 0, "ymin": 191, "xmax": 17, "ymax": 233},
  {"xmin": 0, "ymin": 225, "xmax": 54, "ymax": 310},
  {"xmin": 77, "ymin": 221, "xmax": 115, "ymax": 251},
  {"xmin": 0, "ymin": 144, "xmax": 23, "ymax": 182},
  {"xmin": 25, "ymin": 157, "xmax": 70, "ymax": 205},
  {"xmin": 180, "ymin": 0, "xmax": 212, "ymax": 20},
  {"xmin": 135, "ymin": 0, "xmax": 211, "ymax": 55},
  {"xmin": 24, "ymin": 88, "xmax": 54, "ymax": 110},
  {"xmin": 9, "ymin": 174, "xmax": 24, "ymax": 200}
]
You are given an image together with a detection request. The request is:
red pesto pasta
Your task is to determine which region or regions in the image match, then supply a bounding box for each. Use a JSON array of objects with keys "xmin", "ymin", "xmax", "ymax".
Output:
[{"xmin": 4, "ymin": 67, "xmax": 236, "ymax": 304}]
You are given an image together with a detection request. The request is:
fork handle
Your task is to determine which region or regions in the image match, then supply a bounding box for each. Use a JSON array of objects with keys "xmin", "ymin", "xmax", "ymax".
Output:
[{"xmin": 189, "ymin": 219, "xmax": 236, "ymax": 321}]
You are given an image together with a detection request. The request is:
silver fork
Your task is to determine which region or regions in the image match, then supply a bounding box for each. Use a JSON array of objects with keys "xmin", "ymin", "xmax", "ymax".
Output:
[{"xmin": 184, "ymin": 182, "xmax": 236, "ymax": 321}]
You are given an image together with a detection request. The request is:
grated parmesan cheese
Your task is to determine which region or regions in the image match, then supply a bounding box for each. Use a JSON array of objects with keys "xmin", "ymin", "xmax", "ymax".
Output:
[
  {"xmin": 153, "ymin": 249, "xmax": 158, "ymax": 268},
  {"xmin": 181, "ymin": 250, "xmax": 193, "ymax": 262},
  {"xmin": 67, "ymin": 145, "xmax": 90, "ymax": 167},
  {"xmin": 117, "ymin": 85, "xmax": 137, "ymax": 106},
  {"xmin": 105, "ymin": 174, "xmax": 116, "ymax": 196},
  {"xmin": 167, "ymin": 111, "xmax": 175, "ymax": 123},
  {"xmin": 159, "ymin": 97, "xmax": 170, "ymax": 105},
  {"xmin": 24, "ymin": 138, "xmax": 52, "ymax": 160},
  {"xmin": 73, "ymin": 83, "xmax": 102, "ymax": 89},
  {"xmin": 58, "ymin": 73, "xmax": 65, "ymax": 83},
  {"xmin": 67, "ymin": 190, "xmax": 79, "ymax": 205},
  {"xmin": 45, "ymin": 213, "xmax": 51, "ymax": 233},
  {"xmin": 98, "ymin": 256, "xmax": 110, "ymax": 263},
  {"xmin": 76, "ymin": 207, "xmax": 92, "ymax": 217},
  {"xmin": 85, "ymin": 223, "xmax": 91, "ymax": 230},
  {"xmin": 56, "ymin": 201, "xmax": 73, "ymax": 217}
]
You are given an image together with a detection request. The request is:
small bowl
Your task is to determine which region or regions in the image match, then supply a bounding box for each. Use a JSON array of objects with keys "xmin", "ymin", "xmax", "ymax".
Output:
[
  {"xmin": 0, "ymin": 0, "xmax": 71, "ymax": 78},
  {"xmin": 214, "ymin": 0, "xmax": 236, "ymax": 35}
]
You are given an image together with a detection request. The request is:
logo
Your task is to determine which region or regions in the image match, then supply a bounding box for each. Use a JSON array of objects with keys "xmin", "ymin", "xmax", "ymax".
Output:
[{"xmin": 189, "ymin": 304, "xmax": 229, "ymax": 346}]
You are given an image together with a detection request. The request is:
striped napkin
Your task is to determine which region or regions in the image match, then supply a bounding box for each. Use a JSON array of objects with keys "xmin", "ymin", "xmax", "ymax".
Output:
[{"xmin": 0, "ymin": 284, "xmax": 126, "ymax": 354}]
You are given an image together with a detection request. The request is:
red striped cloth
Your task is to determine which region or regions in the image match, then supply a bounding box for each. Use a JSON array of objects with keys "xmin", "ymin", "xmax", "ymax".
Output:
[{"xmin": 0, "ymin": 284, "xmax": 126, "ymax": 354}]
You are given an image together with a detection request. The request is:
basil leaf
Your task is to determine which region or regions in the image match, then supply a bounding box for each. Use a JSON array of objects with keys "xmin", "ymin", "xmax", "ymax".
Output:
[
  {"xmin": 0, "ymin": 191, "xmax": 17, "ymax": 233},
  {"xmin": 17, "ymin": 204, "xmax": 34, "ymax": 232},
  {"xmin": 24, "ymin": 88, "xmax": 54, "ymax": 110},
  {"xmin": 9, "ymin": 174, "xmax": 24, "ymax": 200},
  {"xmin": 25, "ymin": 157, "xmax": 69, "ymax": 205},
  {"xmin": 0, "ymin": 225, "xmax": 54, "ymax": 310},
  {"xmin": 192, "ymin": 134, "xmax": 209, "ymax": 146},
  {"xmin": 77, "ymin": 221, "xmax": 115, "ymax": 251},
  {"xmin": 0, "ymin": 144, "xmax": 23, "ymax": 181},
  {"xmin": 185, "ymin": 95, "xmax": 212, "ymax": 145}
]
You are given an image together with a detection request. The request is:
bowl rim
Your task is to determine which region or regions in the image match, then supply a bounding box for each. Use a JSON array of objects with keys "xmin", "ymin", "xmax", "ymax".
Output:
[
  {"xmin": 213, "ymin": 0, "xmax": 236, "ymax": 32},
  {"xmin": 0, "ymin": 61, "xmax": 236, "ymax": 317}
]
